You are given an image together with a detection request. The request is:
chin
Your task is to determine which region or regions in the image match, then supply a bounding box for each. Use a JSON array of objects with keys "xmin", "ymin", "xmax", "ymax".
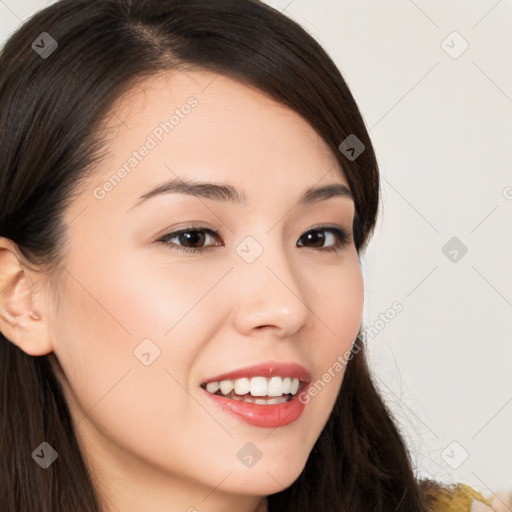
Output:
[{"xmin": 224, "ymin": 453, "xmax": 308, "ymax": 495}]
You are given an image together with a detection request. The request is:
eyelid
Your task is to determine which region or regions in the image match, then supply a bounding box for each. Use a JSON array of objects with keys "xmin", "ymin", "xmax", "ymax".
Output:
[
  {"xmin": 154, "ymin": 221, "xmax": 219, "ymax": 240},
  {"xmin": 156, "ymin": 223, "xmax": 353, "ymax": 255},
  {"xmin": 156, "ymin": 226, "xmax": 222, "ymax": 250}
]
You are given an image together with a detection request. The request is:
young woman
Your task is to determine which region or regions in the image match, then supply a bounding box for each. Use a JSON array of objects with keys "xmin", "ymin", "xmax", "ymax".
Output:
[{"xmin": 0, "ymin": 1, "xmax": 508, "ymax": 511}]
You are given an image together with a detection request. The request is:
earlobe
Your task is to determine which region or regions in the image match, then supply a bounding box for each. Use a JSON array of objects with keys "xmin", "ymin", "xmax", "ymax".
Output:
[{"xmin": 0, "ymin": 237, "xmax": 53, "ymax": 356}]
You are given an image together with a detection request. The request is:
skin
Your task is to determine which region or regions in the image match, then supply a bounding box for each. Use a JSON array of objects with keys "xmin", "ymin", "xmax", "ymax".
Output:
[{"xmin": 0, "ymin": 70, "xmax": 363, "ymax": 512}]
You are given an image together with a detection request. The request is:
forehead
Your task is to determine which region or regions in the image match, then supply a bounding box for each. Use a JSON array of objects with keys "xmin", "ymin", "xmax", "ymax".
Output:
[{"xmin": 72, "ymin": 69, "xmax": 349, "ymax": 218}]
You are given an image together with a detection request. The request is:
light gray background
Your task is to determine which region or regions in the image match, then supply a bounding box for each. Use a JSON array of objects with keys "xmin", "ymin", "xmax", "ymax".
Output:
[{"xmin": 1, "ymin": 0, "xmax": 511, "ymax": 496}]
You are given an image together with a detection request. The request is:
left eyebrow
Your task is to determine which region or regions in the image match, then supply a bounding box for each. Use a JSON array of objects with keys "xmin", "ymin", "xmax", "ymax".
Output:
[{"xmin": 127, "ymin": 177, "xmax": 353, "ymax": 211}]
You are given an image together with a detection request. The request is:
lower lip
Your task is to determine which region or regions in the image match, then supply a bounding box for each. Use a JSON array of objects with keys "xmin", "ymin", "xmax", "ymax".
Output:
[{"xmin": 201, "ymin": 385, "xmax": 309, "ymax": 428}]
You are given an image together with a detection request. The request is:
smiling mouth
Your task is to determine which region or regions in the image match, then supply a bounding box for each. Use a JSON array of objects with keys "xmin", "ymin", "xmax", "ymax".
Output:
[{"xmin": 200, "ymin": 375, "xmax": 304, "ymax": 405}]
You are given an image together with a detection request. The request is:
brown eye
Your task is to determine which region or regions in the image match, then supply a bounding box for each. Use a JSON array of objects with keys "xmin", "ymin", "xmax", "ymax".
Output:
[
  {"xmin": 157, "ymin": 225, "xmax": 350, "ymax": 255},
  {"xmin": 297, "ymin": 227, "xmax": 350, "ymax": 253},
  {"xmin": 176, "ymin": 230, "xmax": 206, "ymax": 248},
  {"xmin": 300, "ymin": 230, "xmax": 326, "ymax": 248},
  {"xmin": 157, "ymin": 227, "xmax": 222, "ymax": 254}
]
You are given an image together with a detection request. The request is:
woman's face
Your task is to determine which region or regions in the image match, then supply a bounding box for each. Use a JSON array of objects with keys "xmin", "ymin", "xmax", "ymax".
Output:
[{"xmin": 44, "ymin": 70, "xmax": 363, "ymax": 510}]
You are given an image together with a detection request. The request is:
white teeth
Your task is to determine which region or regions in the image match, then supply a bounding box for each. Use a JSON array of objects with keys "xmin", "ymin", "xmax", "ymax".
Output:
[
  {"xmin": 206, "ymin": 381, "xmax": 220, "ymax": 394},
  {"xmin": 230, "ymin": 394, "xmax": 288, "ymax": 405},
  {"xmin": 219, "ymin": 380, "xmax": 234, "ymax": 395},
  {"xmin": 266, "ymin": 396, "xmax": 288, "ymax": 404},
  {"xmin": 252, "ymin": 396, "xmax": 289, "ymax": 405},
  {"xmin": 203, "ymin": 376, "xmax": 301, "ymax": 398},
  {"xmin": 250, "ymin": 376, "xmax": 268, "ymax": 396},
  {"xmin": 234, "ymin": 377, "xmax": 250, "ymax": 395},
  {"xmin": 267, "ymin": 376, "xmax": 283, "ymax": 397}
]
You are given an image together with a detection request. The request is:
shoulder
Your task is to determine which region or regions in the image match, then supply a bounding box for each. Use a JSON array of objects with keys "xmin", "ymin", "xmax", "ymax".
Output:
[{"xmin": 419, "ymin": 479, "xmax": 512, "ymax": 512}]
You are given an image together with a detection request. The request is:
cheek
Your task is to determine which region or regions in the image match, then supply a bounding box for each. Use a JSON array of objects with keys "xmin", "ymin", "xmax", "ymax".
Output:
[
  {"xmin": 51, "ymin": 251, "xmax": 227, "ymax": 410},
  {"xmin": 310, "ymin": 253, "xmax": 364, "ymax": 347},
  {"xmin": 302, "ymin": 254, "xmax": 363, "ymax": 406},
  {"xmin": 108, "ymin": 250, "xmax": 228, "ymax": 339},
  {"xmin": 49, "ymin": 254, "xmax": 175, "ymax": 398},
  {"xmin": 49, "ymin": 261, "xmax": 215, "ymax": 467}
]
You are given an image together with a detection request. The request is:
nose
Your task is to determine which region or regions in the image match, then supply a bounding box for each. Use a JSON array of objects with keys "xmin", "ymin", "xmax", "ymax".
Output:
[{"xmin": 230, "ymin": 236, "xmax": 311, "ymax": 338}]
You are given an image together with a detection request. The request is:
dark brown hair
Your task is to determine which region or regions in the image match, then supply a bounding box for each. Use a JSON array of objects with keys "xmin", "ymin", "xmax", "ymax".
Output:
[{"xmin": 0, "ymin": 0, "xmax": 448, "ymax": 510}]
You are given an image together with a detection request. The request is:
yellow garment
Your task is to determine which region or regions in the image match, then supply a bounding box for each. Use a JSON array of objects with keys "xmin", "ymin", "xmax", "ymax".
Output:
[{"xmin": 430, "ymin": 483, "xmax": 511, "ymax": 512}]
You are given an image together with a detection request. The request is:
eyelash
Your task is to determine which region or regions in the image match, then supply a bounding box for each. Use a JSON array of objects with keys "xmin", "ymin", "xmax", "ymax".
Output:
[{"xmin": 156, "ymin": 225, "xmax": 351, "ymax": 255}]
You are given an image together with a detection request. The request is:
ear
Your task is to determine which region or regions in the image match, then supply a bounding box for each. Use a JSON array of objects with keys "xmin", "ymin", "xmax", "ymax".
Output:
[{"xmin": 0, "ymin": 236, "xmax": 53, "ymax": 356}]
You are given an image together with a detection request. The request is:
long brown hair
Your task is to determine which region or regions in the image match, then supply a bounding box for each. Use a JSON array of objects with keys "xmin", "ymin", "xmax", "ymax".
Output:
[{"xmin": 0, "ymin": 1, "xmax": 447, "ymax": 510}]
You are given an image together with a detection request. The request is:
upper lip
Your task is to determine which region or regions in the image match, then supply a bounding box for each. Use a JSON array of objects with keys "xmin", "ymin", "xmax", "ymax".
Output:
[{"xmin": 201, "ymin": 361, "xmax": 311, "ymax": 385}]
